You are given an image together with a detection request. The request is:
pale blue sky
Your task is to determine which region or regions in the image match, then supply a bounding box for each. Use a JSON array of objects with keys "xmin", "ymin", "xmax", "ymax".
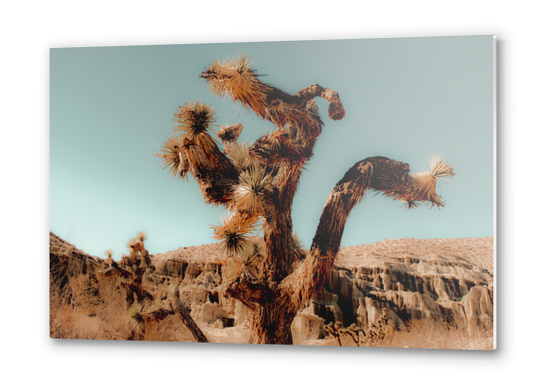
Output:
[{"xmin": 50, "ymin": 36, "xmax": 494, "ymax": 259}]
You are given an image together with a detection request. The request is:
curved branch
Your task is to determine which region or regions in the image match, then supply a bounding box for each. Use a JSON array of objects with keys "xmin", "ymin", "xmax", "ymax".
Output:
[
  {"xmin": 279, "ymin": 156, "xmax": 450, "ymax": 309},
  {"xmin": 200, "ymin": 56, "xmax": 345, "ymax": 166},
  {"xmin": 294, "ymin": 84, "xmax": 345, "ymax": 121}
]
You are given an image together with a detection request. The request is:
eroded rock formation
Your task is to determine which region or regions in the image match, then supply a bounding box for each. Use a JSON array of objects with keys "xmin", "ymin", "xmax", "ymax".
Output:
[{"xmin": 50, "ymin": 233, "xmax": 493, "ymax": 345}]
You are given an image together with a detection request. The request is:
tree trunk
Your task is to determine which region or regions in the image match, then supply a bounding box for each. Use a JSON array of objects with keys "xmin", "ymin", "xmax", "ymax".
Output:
[{"xmin": 250, "ymin": 299, "xmax": 296, "ymax": 344}]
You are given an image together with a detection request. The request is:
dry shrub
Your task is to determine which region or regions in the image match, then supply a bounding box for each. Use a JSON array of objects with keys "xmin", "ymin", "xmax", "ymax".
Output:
[
  {"xmin": 323, "ymin": 314, "xmax": 493, "ymax": 350},
  {"xmin": 50, "ymin": 272, "xmax": 194, "ymax": 342},
  {"xmin": 50, "ymin": 273, "xmax": 131, "ymax": 340},
  {"xmin": 324, "ymin": 310, "xmax": 397, "ymax": 348}
]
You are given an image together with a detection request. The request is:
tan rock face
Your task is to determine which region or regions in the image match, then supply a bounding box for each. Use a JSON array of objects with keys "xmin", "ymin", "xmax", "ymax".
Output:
[
  {"xmin": 294, "ymin": 237, "xmax": 494, "ymax": 342},
  {"xmin": 50, "ymin": 233, "xmax": 494, "ymax": 345},
  {"xmin": 49, "ymin": 232, "xmax": 101, "ymax": 286}
]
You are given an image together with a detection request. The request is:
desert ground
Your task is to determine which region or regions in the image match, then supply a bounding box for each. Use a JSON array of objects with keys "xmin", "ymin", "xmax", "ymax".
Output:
[{"xmin": 50, "ymin": 233, "xmax": 493, "ymax": 349}]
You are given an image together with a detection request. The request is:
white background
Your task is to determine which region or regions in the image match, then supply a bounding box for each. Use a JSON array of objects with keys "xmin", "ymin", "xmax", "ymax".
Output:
[{"xmin": 1, "ymin": 1, "xmax": 540, "ymax": 382}]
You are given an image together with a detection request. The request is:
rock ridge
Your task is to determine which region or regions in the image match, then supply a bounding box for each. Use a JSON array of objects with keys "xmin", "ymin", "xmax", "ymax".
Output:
[{"xmin": 50, "ymin": 233, "xmax": 494, "ymax": 344}]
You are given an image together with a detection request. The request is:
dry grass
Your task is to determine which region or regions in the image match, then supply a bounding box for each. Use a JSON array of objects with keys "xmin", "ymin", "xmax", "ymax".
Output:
[
  {"xmin": 318, "ymin": 317, "xmax": 493, "ymax": 350},
  {"xmin": 49, "ymin": 273, "xmax": 194, "ymax": 342},
  {"xmin": 51, "ymin": 270, "xmax": 493, "ymax": 348}
]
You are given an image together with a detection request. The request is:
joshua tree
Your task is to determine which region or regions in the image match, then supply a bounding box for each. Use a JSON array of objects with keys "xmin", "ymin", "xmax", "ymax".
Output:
[
  {"xmin": 123, "ymin": 231, "xmax": 151, "ymax": 306},
  {"xmin": 155, "ymin": 54, "xmax": 454, "ymax": 344},
  {"xmin": 123, "ymin": 231, "xmax": 208, "ymax": 342}
]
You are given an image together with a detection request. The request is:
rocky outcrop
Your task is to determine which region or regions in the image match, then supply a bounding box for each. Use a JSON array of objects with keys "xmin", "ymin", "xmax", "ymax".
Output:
[
  {"xmin": 50, "ymin": 233, "xmax": 494, "ymax": 344},
  {"xmin": 50, "ymin": 232, "xmax": 102, "ymax": 289},
  {"xmin": 292, "ymin": 237, "xmax": 494, "ymax": 343},
  {"xmin": 149, "ymin": 237, "xmax": 494, "ymax": 344}
]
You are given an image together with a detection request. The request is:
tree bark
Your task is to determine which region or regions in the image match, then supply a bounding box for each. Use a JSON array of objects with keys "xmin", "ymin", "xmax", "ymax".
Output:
[
  {"xmin": 172, "ymin": 285, "xmax": 208, "ymax": 343},
  {"xmin": 250, "ymin": 300, "xmax": 296, "ymax": 344},
  {"xmin": 279, "ymin": 156, "xmax": 436, "ymax": 316}
]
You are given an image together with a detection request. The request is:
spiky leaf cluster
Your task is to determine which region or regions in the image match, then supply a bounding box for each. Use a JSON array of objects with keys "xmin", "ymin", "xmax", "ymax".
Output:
[
  {"xmin": 160, "ymin": 101, "xmax": 238, "ymax": 184},
  {"xmin": 155, "ymin": 135, "xmax": 187, "ymax": 179},
  {"xmin": 200, "ymin": 54, "xmax": 268, "ymax": 118},
  {"xmin": 127, "ymin": 302, "xmax": 145, "ymax": 331},
  {"xmin": 174, "ymin": 101, "xmax": 218, "ymax": 139},
  {"xmin": 211, "ymin": 211, "xmax": 260, "ymax": 256},
  {"xmin": 173, "ymin": 102, "xmax": 219, "ymax": 164},
  {"xmin": 410, "ymin": 155, "xmax": 455, "ymax": 203},
  {"xmin": 217, "ymin": 123, "xmax": 243, "ymax": 143},
  {"xmin": 371, "ymin": 156, "xmax": 454, "ymax": 209},
  {"xmin": 228, "ymin": 141, "xmax": 253, "ymax": 171},
  {"xmin": 234, "ymin": 165, "xmax": 272, "ymax": 213},
  {"xmin": 222, "ymin": 240, "xmax": 261, "ymax": 285}
]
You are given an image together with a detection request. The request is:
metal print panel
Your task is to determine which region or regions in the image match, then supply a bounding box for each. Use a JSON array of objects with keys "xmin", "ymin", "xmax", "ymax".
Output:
[{"xmin": 50, "ymin": 35, "xmax": 495, "ymax": 349}]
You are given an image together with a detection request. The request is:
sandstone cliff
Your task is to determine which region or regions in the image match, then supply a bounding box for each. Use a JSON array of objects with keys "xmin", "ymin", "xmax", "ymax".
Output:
[{"xmin": 50, "ymin": 233, "xmax": 494, "ymax": 346}]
